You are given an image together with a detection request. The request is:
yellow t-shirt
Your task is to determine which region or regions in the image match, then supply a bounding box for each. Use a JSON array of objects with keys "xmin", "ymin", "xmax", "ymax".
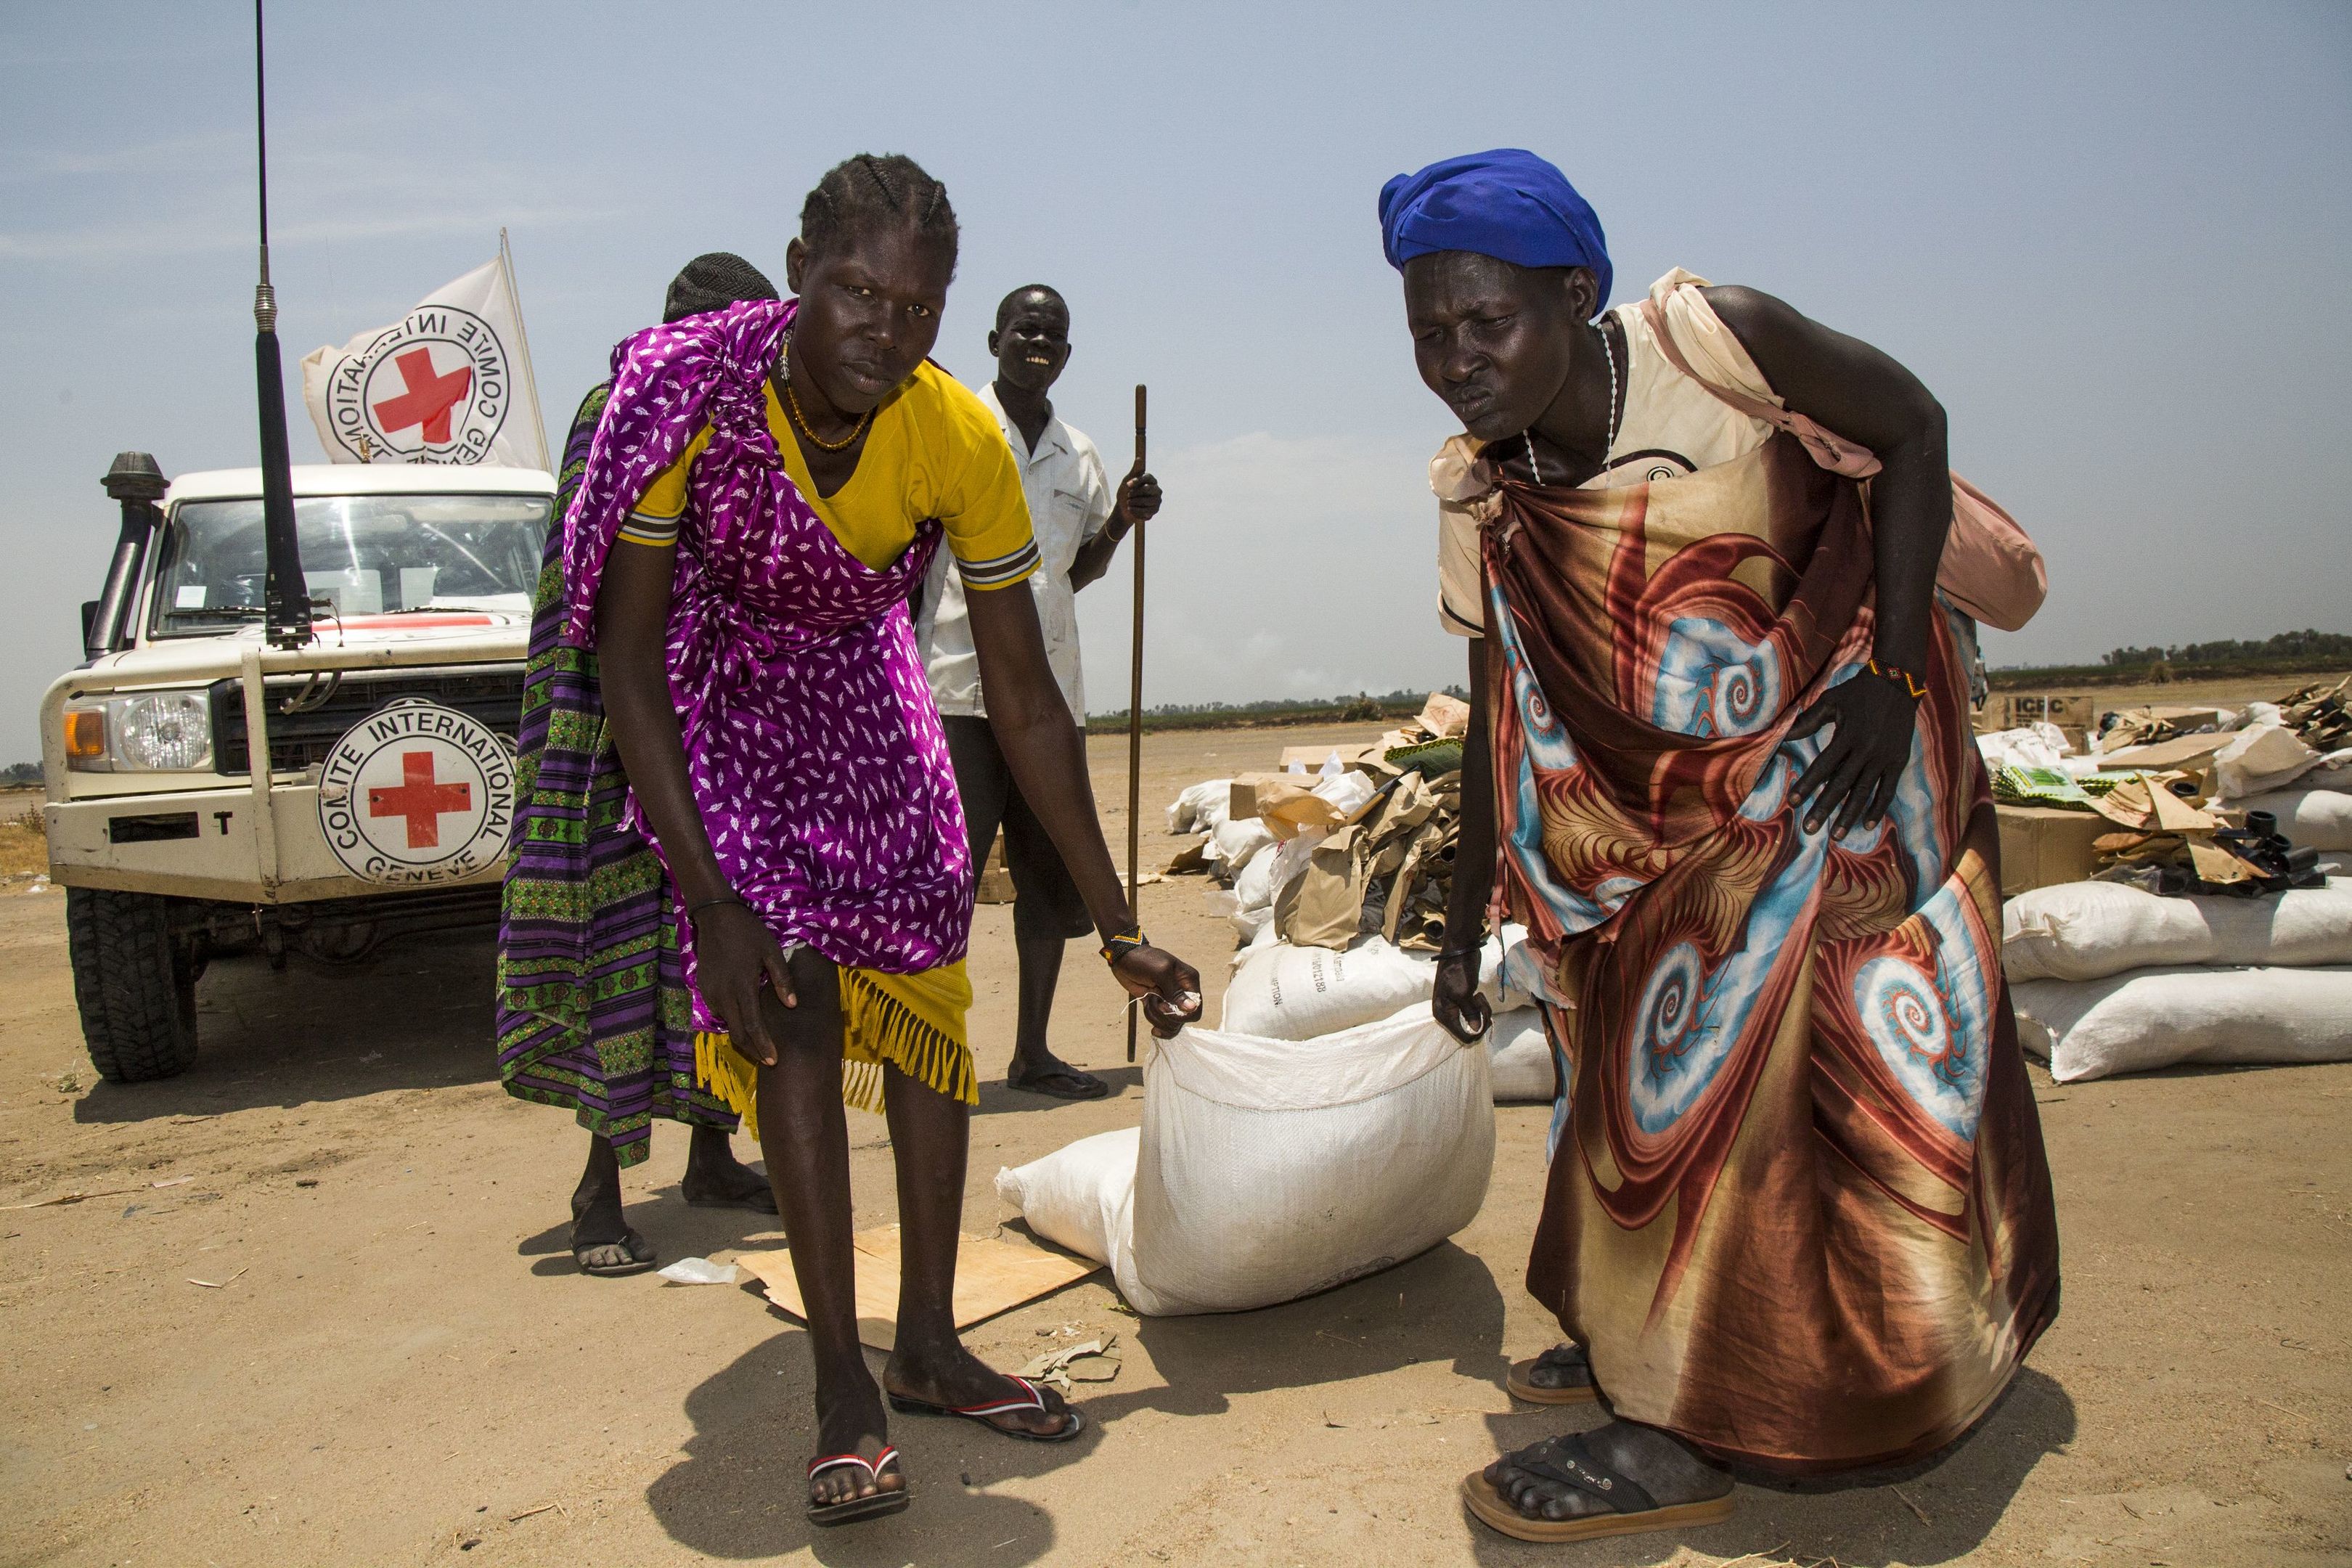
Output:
[{"xmin": 618, "ymin": 361, "xmax": 1040, "ymax": 590}]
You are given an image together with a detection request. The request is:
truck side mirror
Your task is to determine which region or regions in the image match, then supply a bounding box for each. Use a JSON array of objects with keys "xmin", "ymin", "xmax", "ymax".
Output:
[{"xmin": 88, "ymin": 451, "xmax": 168, "ymax": 662}]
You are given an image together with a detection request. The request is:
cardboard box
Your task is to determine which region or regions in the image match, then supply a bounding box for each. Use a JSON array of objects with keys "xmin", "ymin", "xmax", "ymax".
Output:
[{"xmin": 1996, "ymin": 804, "xmax": 2109, "ymax": 897}]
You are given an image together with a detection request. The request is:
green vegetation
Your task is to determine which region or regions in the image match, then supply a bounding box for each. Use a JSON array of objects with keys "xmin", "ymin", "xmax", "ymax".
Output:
[
  {"xmin": 1085, "ymin": 687, "xmax": 1466, "ymax": 736},
  {"xmin": 1992, "ymin": 629, "xmax": 2350, "ymax": 690},
  {"xmin": 1, "ymin": 763, "xmax": 38, "ymax": 788},
  {"xmin": 2100, "ymin": 630, "xmax": 2352, "ymax": 668}
]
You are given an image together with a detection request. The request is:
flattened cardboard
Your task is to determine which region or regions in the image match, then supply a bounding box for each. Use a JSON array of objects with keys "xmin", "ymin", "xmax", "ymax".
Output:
[
  {"xmin": 736, "ymin": 1225, "xmax": 1099, "ymax": 1352},
  {"xmin": 2097, "ymin": 733, "xmax": 2231, "ymax": 771}
]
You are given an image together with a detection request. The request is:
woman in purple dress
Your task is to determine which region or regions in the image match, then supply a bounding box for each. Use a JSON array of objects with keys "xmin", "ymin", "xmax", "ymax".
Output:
[{"xmin": 565, "ymin": 154, "xmax": 1200, "ymax": 1525}]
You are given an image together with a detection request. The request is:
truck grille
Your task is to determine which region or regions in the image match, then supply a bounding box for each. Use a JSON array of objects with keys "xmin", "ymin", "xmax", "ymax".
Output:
[{"xmin": 208, "ymin": 663, "xmax": 526, "ymax": 775}]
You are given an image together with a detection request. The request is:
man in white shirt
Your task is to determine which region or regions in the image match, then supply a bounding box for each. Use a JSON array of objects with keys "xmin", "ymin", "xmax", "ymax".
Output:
[{"xmin": 918, "ymin": 285, "xmax": 1161, "ymax": 1098}]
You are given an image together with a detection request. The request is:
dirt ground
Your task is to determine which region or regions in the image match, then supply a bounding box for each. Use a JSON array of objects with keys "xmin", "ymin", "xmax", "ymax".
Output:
[{"xmin": 2, "ymin": 714, "xmax": 2348, "ymax": 1568}]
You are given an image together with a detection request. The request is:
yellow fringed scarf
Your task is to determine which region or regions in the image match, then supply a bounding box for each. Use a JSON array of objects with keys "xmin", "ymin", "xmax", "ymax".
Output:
[{"xmin": 693, "ymin": 960, "xmax": 976, "ymax": 1134}]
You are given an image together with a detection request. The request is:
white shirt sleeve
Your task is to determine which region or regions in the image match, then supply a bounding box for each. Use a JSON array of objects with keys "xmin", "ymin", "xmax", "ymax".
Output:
[{"xmin": 1077, "ymin": 442, "xmax": 1116, "ymax": 545}]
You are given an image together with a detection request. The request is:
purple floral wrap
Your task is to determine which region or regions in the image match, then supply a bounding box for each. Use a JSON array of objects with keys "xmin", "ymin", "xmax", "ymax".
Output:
[{"xmin": 563, "ymin": 298, "xmax": 972, "ymax": 1025}]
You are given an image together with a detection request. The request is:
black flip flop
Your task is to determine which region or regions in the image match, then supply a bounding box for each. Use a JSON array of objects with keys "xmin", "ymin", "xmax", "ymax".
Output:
[
  {"xmin": 807, "ymin": 1445, "xmax": 910, "ymax": 1527},
  {"xmin": 1005, "ymin": 1064, "xmax": 1111, "ymax": 1101},
  {"xmin": 573, "ymin": 1226, "xmax": 656, "ymax": 1278},
  {"xmin": 1461, "ymin": 1434, "xmax": 1734, "ymax": 1543},
  {"xmin": 887, "ymin": 1375, "xmax": 1086, "ymax": 1442}
]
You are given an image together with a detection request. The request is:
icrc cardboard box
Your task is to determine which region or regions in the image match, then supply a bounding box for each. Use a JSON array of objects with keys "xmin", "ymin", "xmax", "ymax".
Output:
[{"xmin": 1996, "ymin": 805, "xmax": 2109, "ymax": 897}]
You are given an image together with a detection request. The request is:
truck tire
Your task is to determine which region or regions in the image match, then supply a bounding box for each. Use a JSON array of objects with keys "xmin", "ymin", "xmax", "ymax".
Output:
[{"xmin": 65, "ymin": 888, "xmax": 200, "ymax": 1082}]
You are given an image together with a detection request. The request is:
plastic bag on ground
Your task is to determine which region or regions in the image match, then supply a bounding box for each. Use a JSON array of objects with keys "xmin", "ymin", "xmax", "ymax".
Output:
[
  {"xmin": 1221, "ymin": 936, "xmax": 1437, "ymax": 1039},
  {"xmin": 2012, "ymin": 965, "xmax": 2352, "ymax": 1081},
  {"xmin": 2002, "ymin": 880, "xmax": 2352, "ymax": 981},
  {"xmin": 1485, "ymin": 1006, "xmax": 1557, "ymax": 1102},
  {"xmin": 999, "ymin": 1005, "xmax": 1494, "ymax": 1315}
]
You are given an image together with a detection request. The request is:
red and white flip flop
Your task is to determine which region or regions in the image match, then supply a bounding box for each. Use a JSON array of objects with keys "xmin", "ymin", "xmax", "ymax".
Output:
[
  {"xmin": 888, "ymin": 1374, "xmax": 1086, "ymax": 1442},
  {"xmin": 806, "ymin": 1445, "xmax": 909, "ymax": 1527}
]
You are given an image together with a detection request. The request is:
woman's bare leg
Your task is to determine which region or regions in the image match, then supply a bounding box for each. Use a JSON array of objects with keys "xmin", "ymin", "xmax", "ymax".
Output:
[
  {"xmin": 878, "ymin": 1065, "xmax": 1073, "ymax": 1435},
  {"xmin": 754, "ymin": 947, "xmax": 900, "ymax": 1507}
]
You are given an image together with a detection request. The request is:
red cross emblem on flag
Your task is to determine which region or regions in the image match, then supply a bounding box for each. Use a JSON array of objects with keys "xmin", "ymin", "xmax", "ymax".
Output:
[
  {"xmin": 367, "ymin": 750, "xmax": 474, "ymax": 849},
  {"xmin": 370, "ymin": 348, "xmax": 473, "ymax": 445}
]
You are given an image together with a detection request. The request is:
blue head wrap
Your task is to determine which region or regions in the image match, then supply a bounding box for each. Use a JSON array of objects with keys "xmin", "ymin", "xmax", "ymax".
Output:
[{"xmin": 1379, "ymin": 149, "xmax": 1611, "ymax": 314}]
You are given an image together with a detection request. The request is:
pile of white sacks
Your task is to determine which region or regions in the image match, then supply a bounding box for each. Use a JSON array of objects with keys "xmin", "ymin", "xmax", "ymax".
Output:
[
  {"xmin": 995, "ymin": 775, "xmax": 1561, "ymax": 1317},
  {"xmin": 2006, "ymin": 879, "xmax": 2352, "ymax": 1081},
  {"xmin": 1167, "ymin": 769, "xmax": 1558, "ymax": 1102},
  {"xmin": 1988, "ymin": 695, "xmax": 2352, "ymax": 1082}
]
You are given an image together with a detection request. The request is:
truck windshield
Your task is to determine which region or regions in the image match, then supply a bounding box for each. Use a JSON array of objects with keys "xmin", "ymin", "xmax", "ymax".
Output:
[{"xmin": 149, "ymin": 492, "xmax": 552, "ymax": 634}]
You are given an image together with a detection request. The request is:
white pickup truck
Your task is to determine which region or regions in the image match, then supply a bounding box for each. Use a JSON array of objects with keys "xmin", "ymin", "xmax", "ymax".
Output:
[{"xmin": 39, "ymin": 454, "xmax": 553, "ymax": 1082}]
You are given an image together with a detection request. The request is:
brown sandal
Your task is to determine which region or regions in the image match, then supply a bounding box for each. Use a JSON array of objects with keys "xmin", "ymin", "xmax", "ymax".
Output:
[
  {"xmin": 1506, "ymin": 1343, "xmax": 1600, "ymax": 1405},
  {"xmin": 1461, "ymin": 1435, "xmax": 1733, "ymax": 1543}
]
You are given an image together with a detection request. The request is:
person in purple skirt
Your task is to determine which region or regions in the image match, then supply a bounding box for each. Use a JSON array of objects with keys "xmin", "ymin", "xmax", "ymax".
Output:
[{"xmin": 523, "ymin": 154, "xmax": 1201, "ymax": 1527}]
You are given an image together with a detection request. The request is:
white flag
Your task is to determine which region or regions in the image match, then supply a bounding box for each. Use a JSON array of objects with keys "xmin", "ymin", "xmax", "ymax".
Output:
[{"xmin": 301, "ymin": 257, "xmax": 549, "ymax": 470}]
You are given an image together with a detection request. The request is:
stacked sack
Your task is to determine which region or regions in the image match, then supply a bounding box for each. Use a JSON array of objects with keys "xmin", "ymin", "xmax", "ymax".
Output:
[
  {"xmin": 995, "ymin": 1004, "xmax": 1495, "ymax": 1316},
  {"xmin": 2005, "ymin": 878, "xmax": 2352, "ymax": 1081}
]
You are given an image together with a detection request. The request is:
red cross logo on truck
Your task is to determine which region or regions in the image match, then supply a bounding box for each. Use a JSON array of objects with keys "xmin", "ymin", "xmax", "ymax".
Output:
[
  {"xmin": 367, "ymin": 751, "xmax": 473, "ymax": 849},
  {"xmin": 369, "ymin": 348, "xmax": 473, "ymax": 445}
]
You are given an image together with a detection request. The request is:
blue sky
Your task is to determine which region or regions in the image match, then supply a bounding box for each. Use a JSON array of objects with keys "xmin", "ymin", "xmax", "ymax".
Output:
[{"xmin": 2, "ymin": 1, "xmax": 2347, "ymax": 759}]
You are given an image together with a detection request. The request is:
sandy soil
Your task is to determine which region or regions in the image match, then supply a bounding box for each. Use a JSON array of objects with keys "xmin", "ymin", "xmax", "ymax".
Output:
[{"xmin": 1, "ymin": 723, "xmax": 2348, "ymax": 1568}]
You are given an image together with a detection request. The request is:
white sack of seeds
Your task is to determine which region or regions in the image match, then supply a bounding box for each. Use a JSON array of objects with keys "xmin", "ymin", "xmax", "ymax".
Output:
[
  {"xmin": 1220, "ymin": 936, "xmax": 1434, "ymax": 1039},
  {"xmin": 2229, "ymin": 788, "xmax": 2352, "ymax": 851},
  {"xmin": 1207, "ymin": 814, "xmax": 1275, "ymax": 874},
  {"xmin": 2002, "ymin": 881, "xmax": 2352, "ymax": 982},
  {"xmin": 1484, "ymin": 1007, "xmax": 1558, "ymax": 1103},
  {"xmin": 999, "ymin": 1004, "xmax": 1493, "ymax": 1315},
  {"xmin": 1167, "ymin": 780, "xmax": 1233, "ymax": 836},
  {"xmin": 2011, "ymin": 965, "xmax": 2352, "ymax": 1082}
]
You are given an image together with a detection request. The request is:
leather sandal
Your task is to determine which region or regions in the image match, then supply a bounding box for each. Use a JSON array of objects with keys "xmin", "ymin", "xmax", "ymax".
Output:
[
  {"xmin": 1506, "ymin": 1342, "xmax": 1600, "ymax": 1405},
  {"xmin": 1461, "ymin": 1434, "xmax": 1733, "ymax": 1543}
]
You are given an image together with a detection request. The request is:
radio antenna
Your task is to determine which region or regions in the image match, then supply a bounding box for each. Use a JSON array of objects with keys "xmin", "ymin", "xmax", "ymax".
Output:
[{"xmin": 252, "ymin": 0, "xmax": 311, "ymax": 648}]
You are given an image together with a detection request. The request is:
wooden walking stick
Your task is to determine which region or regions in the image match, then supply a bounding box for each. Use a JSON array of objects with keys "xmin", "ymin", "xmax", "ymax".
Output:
[{"xmin": 1126, "ymin": 385, "xmax": 1147, "ymax": 1063}]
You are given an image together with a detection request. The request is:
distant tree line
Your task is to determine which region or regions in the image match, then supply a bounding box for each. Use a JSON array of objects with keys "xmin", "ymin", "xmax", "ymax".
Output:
[
  {"xmin": 1087, "ymin": 687, "xmax": 1470, "ymax": 734},
  {"xmin": 1, "ymin": 763, "xmax": 38, "ymax": 788},
  {"xmin": 2102, "ymin": 629, "xmax": 2352, "ymax": 667}
]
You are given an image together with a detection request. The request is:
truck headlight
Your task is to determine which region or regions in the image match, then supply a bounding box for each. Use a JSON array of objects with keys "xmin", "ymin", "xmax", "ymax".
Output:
[{"xmin": 65, "ymin": 690, "xmax": 215, "ymax": 772}]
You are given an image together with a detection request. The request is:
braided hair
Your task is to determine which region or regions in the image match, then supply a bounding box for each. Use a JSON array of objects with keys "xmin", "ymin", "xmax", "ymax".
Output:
[{"xmin": 799, "ymin": 153, "xmax": 960, "ymax": 277}]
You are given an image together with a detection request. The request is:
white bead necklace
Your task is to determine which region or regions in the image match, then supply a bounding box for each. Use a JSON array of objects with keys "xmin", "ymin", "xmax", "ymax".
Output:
[{"xmin": 1523, "ymin": 314, "xmax": 1620, "ymax": 488}]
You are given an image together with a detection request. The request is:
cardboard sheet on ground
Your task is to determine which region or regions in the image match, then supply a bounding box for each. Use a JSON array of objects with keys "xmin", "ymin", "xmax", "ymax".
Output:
[{"xmin": 735, "ymin": 1225, "xmax": 1098, "ymax": 1352}]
